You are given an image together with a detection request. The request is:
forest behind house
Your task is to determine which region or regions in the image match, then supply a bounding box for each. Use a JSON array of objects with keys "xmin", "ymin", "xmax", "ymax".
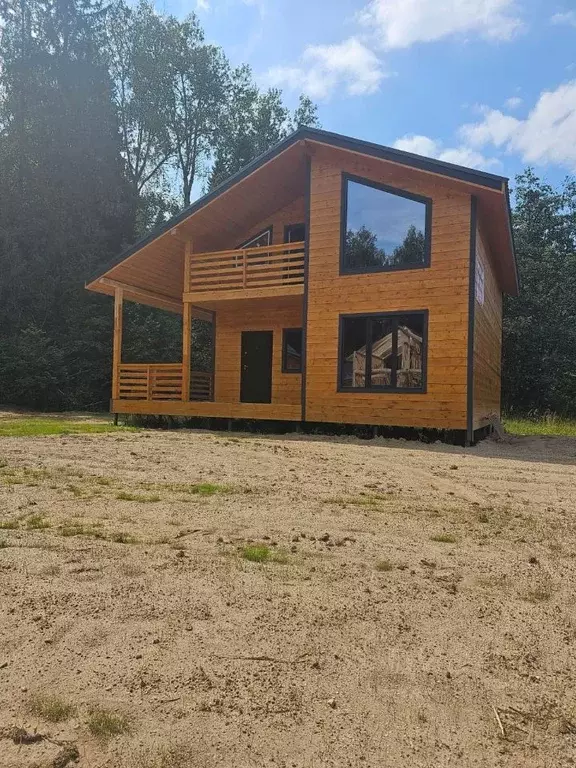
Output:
[{"xmin": 0, "ymin": 0, "xmax": 575, "ymax": 417}]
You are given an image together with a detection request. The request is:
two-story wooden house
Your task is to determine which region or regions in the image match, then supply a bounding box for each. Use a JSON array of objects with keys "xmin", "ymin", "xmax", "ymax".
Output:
[{"xmin": 86, "ymin": 128, "xmax": 518, "ymax": 443}]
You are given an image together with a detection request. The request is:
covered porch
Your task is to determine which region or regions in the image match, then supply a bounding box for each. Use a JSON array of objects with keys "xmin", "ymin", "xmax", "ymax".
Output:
[{"xmin": 109, "ymin": 282, "xmax": 304, "ymax": 421}]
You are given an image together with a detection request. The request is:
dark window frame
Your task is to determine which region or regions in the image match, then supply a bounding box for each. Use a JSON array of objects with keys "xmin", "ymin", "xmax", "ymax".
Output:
[
  {"xmin": 339, "ymin": 173, "xmax": 432, "ymax": 275},
  {"xmin": 337, "ymin": 310, "xmax": 428, "ymax": 394},
  {"xmin": 282, "ymin": 327, "xmax": 303, "ymax": 374}
]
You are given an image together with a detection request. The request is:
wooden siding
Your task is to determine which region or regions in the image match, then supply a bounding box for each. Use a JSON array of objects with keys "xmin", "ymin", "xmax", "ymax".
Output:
[
  {"xmin": 214, "ymin": 297, "xmax": 302, "ymax": 410},
  {"xmin": 112, "ymin": 399, "xmax": 301, "ymax": 420},
  {"xmin": 473, "ymin": 222, "xmax": 503, "ymax": 430},
  {"xmin": 232, "ymin": 197, "xmax": 306, "ymax": 250},
  {"xmin": 305, "ymin": 148, "xmax": 472, "ymax": 430}
]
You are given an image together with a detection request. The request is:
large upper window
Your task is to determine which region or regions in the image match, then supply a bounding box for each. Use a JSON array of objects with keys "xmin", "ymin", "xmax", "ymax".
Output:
[
  {"xmin": 339, "ymin": 312, "xmax": 427, "ymax": 392},
  {"xmin": 341, "ymin": 175, "xmax": 431, "ymax": 273}
]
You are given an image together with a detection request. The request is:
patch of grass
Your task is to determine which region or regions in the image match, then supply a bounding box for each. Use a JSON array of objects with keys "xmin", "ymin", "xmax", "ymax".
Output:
[
  {"xmin": 430, "ymin": 533, "xmax": 458, "ymax": 544},
  {"xmin": 87, "ymin": 706, "xmax": 132, "ymax": 741},
  {"xmin": 109, "ymin": 531, "xmax": 139, "ymax": 544},
  {"xmin": 116, "ymin": 491, "xmax": 161, "ymax": 503},
  {"xmin": 504, "ymin": 415, "xmax": 576, "ymax": 437},
  {"xmin": 0, "ymin": 538, "xmax": 8, "ymax": 548},
  {"xmin": 28, "ymin": 693, "xmax": 76, "ymax": 723},
  {"xmin": 67, "ymin": 484, "xmax": 93, "ymax": 499},
  {"xmin": 144, "ymin": 481, "xmax": 233, "ymax": 496},
  {"xmin": 95, "ymin": 477, "xmax": 112, "ymax": 486},
  {"xmin": 59, "ymin": 523, "xmax": 104, "ymax": 539},
  {"xmin": 25, "ymin": 514, "xmax": 51, "ymax": 530},
  {"xmin": 0, "ymin": 416, "xmax": 137, "ymax": 438},
  {"xmin": 0, "ymin": 519, "xmax": 19, "ymax": 530},
  {"xmin": 241, "ymin": 544, "xmax": 270, "ymax": 563},
  {"xmin": 375, "ymin": 559, "xmax": 394, "ymax": 572}
]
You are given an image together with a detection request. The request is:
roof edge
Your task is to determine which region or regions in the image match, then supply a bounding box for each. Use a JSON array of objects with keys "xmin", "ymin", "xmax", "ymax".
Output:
[{"xmin": 87, "ymin": 126, "xmax": 511, "ymax": 287}]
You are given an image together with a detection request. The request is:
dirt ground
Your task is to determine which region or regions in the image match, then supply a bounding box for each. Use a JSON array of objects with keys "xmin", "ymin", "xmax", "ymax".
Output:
[{"xmin": 1, "ymin": 426, "xmax": 576, "ymax": 768}]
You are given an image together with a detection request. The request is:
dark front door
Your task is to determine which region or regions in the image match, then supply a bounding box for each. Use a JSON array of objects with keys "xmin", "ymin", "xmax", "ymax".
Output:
[{"xmin": 240, "ymin": 331, "xmax": 273, "ymax": 403}]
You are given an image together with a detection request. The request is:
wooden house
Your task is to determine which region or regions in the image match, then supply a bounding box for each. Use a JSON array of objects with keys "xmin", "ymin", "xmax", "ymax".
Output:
[{"xmin": 86, "ymin": 128, "xmax": 518, "ymax": 443}]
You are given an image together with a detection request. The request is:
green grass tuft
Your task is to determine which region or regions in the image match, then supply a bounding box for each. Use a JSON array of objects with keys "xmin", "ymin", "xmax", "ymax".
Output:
[
  {"xmin": 59, "ymin": 523, "xmax": 104, "ymax": 539},
  {"xmin": 504, "ymin": 415, "xmax": 576, "ymax": 437},
  {"xmin": 87, "ymin": 706, "xmax": 132, "ymax": 740},
  {"xmin": 0, "ymin": 416, "xmax": 136, "ymax": 438},
  {"xmin": 25, "ymin": 514, "xmax": 51, "ymax": 530},
  {"xmin": 241, "ymin": 544, "xmax": 270, "ymax": 563},
  {"xmin": 0, "ymin": 519, "xmax": 19, "ymax": 530},
  {"xmin": 28, "ymin": 693, "xmax": 76, "ymax": 723}
]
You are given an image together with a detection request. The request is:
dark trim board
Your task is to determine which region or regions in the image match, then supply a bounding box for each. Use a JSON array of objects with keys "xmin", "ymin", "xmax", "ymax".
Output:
[
  {"xmin": 466, "ymin": 196, "xmax": 478, "ymax": 446},
  {"xmin": 339, "ymin": 172, "xmax": 432, "ymax": 275},
  {"xmin": 87, "ymin": 126, "xmax": 512, "ymax": 287},
  {"xmin": 301, "ymin": 154, "xmax": 312, "ymax": 422},
  {"xmin": 336, "ymin": 309, "xmax": 429, "ymax": 394}
]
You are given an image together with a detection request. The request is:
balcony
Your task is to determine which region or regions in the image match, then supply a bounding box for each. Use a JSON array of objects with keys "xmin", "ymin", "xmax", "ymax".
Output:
[{"xmin": 183, "ymin": 241, "xmax": 305, "ymax": 303}]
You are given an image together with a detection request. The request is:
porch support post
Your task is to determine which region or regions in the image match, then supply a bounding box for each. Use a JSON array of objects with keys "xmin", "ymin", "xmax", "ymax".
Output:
[
  {"xmin": 182, "ymin": 240, "xmax": 193, "ymax": 402},
  {"xmin": 112, "ymin": 287, "xmax": 123, "ymax": 401}
]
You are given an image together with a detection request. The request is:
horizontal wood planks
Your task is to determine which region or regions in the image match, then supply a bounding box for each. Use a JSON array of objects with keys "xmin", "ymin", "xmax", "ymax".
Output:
[
  {"xmin": 305, "ymin": 149, "xmax": 472, "ymax": 430},
  {"xmin": 473, "ymin": 223, "xmax": 502, "ymax": 430},
  {"xmin": 214, "ymin": 299, "xmax": 303, "ymax": 409}
]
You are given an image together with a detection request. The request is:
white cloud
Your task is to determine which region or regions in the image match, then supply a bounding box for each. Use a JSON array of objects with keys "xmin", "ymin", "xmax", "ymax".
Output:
[
  {"xmin": 460, "ymin": 81, "xmax": 576, "ymax": 170},
  {"xmin": 196, "ymin": 0, "xmax": 209, "ymax": 10},
  {"xmin": 504, "ymin": 96, "xmax": 522, "ymax": 109},
  {"xmin": 393, "ymin": 134, "xmax": 501, "ymax": 171},
  {"xmin": 267, "ymin": 37, "xmax": 386, "ymax": 101},
  {"xmin": 551, "ymin": 11, "xmax": 576, "ymax": 27},
  {"xmin": 359, "ymin": 0, "xmax": 522, "ymax": 49}
]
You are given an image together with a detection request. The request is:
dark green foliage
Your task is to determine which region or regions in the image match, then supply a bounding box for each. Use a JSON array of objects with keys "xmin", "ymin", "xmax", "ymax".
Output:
[
  {"xmin": 0, "ymin": 0, "xmax": 318, "ymax": 412},
  {"xmin": 503, "ymin": 170, "xmax": 576, "ymax": 415}
]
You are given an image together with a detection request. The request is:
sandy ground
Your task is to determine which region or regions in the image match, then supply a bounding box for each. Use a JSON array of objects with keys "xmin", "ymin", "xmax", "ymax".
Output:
[{"xmin": 1, "ymin": 427, "xmax": 576, "ymax": 768}]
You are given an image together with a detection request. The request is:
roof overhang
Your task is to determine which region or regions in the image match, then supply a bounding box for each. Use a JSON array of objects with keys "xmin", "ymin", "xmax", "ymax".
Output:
[{"xmin": 86, "ymin": 127, "xmax": 518, "ymax": 303}]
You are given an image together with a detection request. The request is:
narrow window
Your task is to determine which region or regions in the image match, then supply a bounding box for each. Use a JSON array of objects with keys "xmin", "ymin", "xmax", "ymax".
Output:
[
  {"xmin": 341, "ymin": 175, "xmax": 431, "ymax": 273},
  {"xmin": 282, "ymin": 328, "xmax": 303, "ymax": 373},
  {"xmin": 339, "ymin": 312, "xmax": 426, "ymax": 392}
]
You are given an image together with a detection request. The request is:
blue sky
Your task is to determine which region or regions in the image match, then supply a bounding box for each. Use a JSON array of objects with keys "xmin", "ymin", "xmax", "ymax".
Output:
[{"xmin": 159, "ymin": 0, "xmax": 576, "ymax": 188}]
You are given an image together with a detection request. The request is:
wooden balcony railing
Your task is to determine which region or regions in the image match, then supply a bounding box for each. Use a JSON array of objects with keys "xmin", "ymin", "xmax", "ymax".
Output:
[
  {"xmin": 187, "ymin": 241, "xmax": 305, "ymax": 296},
  {"xmin": 117, "ymin": 364, "xmax": 212, "ymax": 402}
]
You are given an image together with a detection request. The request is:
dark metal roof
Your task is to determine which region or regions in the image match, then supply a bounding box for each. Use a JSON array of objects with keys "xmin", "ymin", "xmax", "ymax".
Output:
[{"xmin": 88, "ymin": 126, "xmax": 512, "ymax": 286}]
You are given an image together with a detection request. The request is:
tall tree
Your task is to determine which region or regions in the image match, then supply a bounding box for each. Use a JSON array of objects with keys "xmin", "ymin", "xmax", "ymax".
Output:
[
  {"xmin": 0, "ymin": 0, "xmax": 134, "ymax": 409},
  {"xmin": 503, "ymin": 170, "xmax": 576, "ymax": 414},
  {"xmin": 166, "ymin": 13, "xmax": 228, "ymax": 206},
  {"xmin": 209, "ymin": 67, "xmax": 321, "ymax": 190},
  {"xmin": 105, "ymin": 0, "xmax": 173, "ymax": 198}
]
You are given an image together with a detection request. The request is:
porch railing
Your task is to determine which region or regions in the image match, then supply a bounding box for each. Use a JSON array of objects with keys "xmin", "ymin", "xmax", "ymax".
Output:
[
  {"xmin": 117, "ymin": 364, "xmax": 212, "ymax": 402},
  {"xmin": 187, "ymin": 241, "xmax": 305, "ymax": 295}
]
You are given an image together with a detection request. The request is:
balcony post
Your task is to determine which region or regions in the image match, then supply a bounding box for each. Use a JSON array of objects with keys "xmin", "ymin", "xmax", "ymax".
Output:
[
  {"xmin": 182, "ymin": 240, "xmax": 193, "ymax": 401},
  {"xmin": 112, "ymin": 287, "xmax": 123, "ymax": 400}
]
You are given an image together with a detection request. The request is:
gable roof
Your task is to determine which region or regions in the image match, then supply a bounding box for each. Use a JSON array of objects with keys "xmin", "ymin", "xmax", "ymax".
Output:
[{"xmin": 87, "ymin": 126, "xmax": 518, "ymax": 300}]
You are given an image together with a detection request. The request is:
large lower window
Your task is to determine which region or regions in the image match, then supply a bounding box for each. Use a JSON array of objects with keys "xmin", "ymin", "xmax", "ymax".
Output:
[
  {"xmin": 341, "ymin": 174, "xmax": 431, "ymax": 273},
  {"xmin": 339, "ymin": 312, "xmax": 427, "ymax": 392}
]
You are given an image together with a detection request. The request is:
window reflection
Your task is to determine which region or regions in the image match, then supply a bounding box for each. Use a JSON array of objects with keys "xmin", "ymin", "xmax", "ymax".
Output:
[{"xmin": 343, "ymin": 179, "xmax": 428, "ymax": 272}]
